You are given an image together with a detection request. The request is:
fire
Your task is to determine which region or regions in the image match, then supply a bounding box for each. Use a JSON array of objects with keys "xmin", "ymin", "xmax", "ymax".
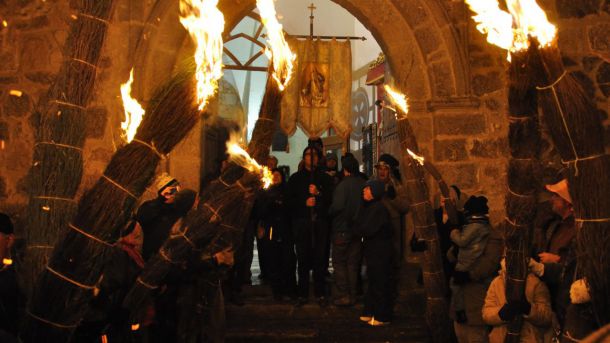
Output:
[
  {"xmin": 383, "ymin": 85, "xmax": 409, "ymax": 118},
  {"xmin": 179, "ymin": 0, "xmax": 225, "ymax": 110},
  {"xmin": 464, "ymin": 0, "xmax": 513, "ymax": 51},
  {"xmin": 407, "ymin": 149, "xmax": 425, "ymax": 166},
  {"xmin": 256, "ymin": 0, "xmax": 296, "ymax": 91},
  {"xmin": 465, "ymin": 0, "xmax": 556, "ymax": 58},
  {"xmin": 226, "ymin": 135, "xmax": 273, "ymax": 189},
  {"xmin": 506, "ymin": 0, "xmax": 557, "ymax": 50},
  {"xmin": 120, "ymin": 68, "xmax": 145, "ymax": 143}
]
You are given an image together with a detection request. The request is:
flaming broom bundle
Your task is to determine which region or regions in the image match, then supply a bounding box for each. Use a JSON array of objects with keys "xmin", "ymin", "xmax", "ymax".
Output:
[
  {"xmin": 384, "ymin": 88, "xmax": 451, "ymax": 343},
  {"xmin": 123, "ymin": 0, "xmax": 292, "ymax": 324},
  {"xmin": 20, "ymin": 0, "xmax": 116, "ymax": 297},
  {"xmin": 22, "ymin": 68, "xmax": 204, "ymax": 342},
  {"xmin": 531, "ymin": 38, "xmax": 610, "ymax": 328}
]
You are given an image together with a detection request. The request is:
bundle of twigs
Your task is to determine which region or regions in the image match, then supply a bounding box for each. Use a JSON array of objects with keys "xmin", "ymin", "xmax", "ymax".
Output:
[
  {"xmin": 396, "ymin": 116, "xmax": 451, "ymax": 343},
  {"xmin": 530, "ymin": 40, "xmax": 610, "ymax": 328},
  {"xmin": 503, "ymin": 47, "xmax": 542, "ymax": 343},
  {"xmin": 21, "ymin": 69, "xmax": 203, "ymax": 342},
  {"xmin": 124, "ymin": 72, "xmax": 282, "ymax": 320},
  {"xmin": 20, "ymin": 0, "xmax": 116, "ymax": 297}
]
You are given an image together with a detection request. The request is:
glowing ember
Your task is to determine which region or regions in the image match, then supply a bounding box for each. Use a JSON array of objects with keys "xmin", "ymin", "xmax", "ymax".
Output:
[
  {"xmin": 120, "ymin": 68, "xmax": 145, "ymax": 143},
  {"xmin": 506, "ymin": 0, "xmax": 557, "ymax": 51},
  {"xmin": 383, "ymin": 85, "xmax": 409, "ymax": 118},
  {"xmin": 131, "ymin": 323, "xmax": 140, "ymax": 331},
  {"xmin": 256, "ymin": 0, "xmax": 296, "ymax": 91},
  {"xmin": 9, "ymin": 90, "xmax": 22, "ymax": 97},
  {"xmin": 407, "ymin": 149, "xmax": 425, "ymax": 166},
  {"xmin": 179, "ymin": 0, "xmax": 224, "ymax": 110},
  {"xmin": 2, "ymin": 258, "xmax": 12, "ymax": 266},
  {"xmin": 465, "ymin": 0, "xmax": 556, "ymax": 59},
  {"xmin": 226, "ymin": 135, "xmax": 273, "ymax": 189},
  {"xmin": 2, "ymin": 20, "xmax": 8, "ymax": 27}
]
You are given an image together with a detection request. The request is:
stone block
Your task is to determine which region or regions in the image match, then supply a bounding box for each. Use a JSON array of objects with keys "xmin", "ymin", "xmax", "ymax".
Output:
[
  {"xmin": 436, "ymin": 163, "xmax": 478, "ymax": 189},
  {"xmin": 472, "ymin": 72, "xmax": 504, "ymax": 96},
  {"xmin": 14, "ymin": 15, "xmax": 49, "ymax": 30},
  {"xmin": 406, "ymin": 117, "xmax": 431, "ymax": 142},
  {"xmin": 469, "ymin": 137, "xmax": 509, "ymax": 159},
  {"xmin": 0, "ymin": 121, "xmax": 8, "ymax": 140},
  {"xmin": 85, "ymin": 107, "xmax": 108, "ymax": 139},
  {"xmin": 430, "ymin": 62, "xmax": 454, "ymax": 97},
  {"xmin": 0, "ymin": 76, "xmax": 18, "ymax": 84},
  {"xmin": 414, "ymin": 28, "xmax": 440, "ymax": 56},
  {"xmin": 434, "ymin": 114, "xmax": 486, "ymax": 136},
  {"xmin": 485, "ymin": 98, "xmax": 501, "ymax": 111},
  {"xmin": 0, "ymin": 52, "xmax": 16, "ymax": 72},
  {"xmin": 434, "ymin": 139, "xmax": 467, "ymax": 162},
  {"xmin": 393, "ymin": 1, "xmax": 428, "ymax": 28},
  {"xmin": 582, "ymin": 56, "xmax": 602, "ymax": 73},
  {"xmin": 3, "ymin": 92, "xmax": 31, "ymax": 117},
  {"xmin": 588, "ymin": 23, "xmax": 610, "ymax": 60},
  {"xmin": 470, "ymin": 54, "xmax": 493, "ymax": 68},
  {"xmin": 596, "ymin": 62, "xmax": 610, "ymax": 97},
  {"xmin": 556, "ymin": 0, "xmax": 601, "ymax": 18},
  {"xmin": 25, "ymin": 72, "xmax": 56, "ymax": 84},
  {"xmin": 20, "ymin": 34, "xmax": 51, "ymax": 71},
  {"xmin": 0, "ymin": 176, "xmax": 6, "ymax": 198}
]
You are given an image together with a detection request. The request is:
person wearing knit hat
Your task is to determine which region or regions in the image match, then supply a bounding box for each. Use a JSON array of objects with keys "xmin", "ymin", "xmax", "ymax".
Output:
[
  {"xmin": 352, "ymin": 178, "xmax": 394, "ymax": 326},
  {"xmin": 328, "ymin": 155, "xmax": 366, "ymax": 306},
  {"xmin": 155, "ymin": 173, "xmax": 180, "ymax": 203}
]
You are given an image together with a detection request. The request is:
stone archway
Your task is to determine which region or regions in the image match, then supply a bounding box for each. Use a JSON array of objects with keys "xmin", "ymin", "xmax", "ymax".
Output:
[{"xmin": 132, "ymin": 0, "xmax": 470, "ymax": 102}]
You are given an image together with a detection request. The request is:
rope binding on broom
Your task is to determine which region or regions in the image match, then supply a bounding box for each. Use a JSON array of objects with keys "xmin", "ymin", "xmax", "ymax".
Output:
[
  {"xmin": 77, "ymin": 12, "xmax": 110, "ymax": 25},
  {"xmin": 33, "ymin": 195, "xmax": 76, "ymax": 202},
  {"xmin": 50, "ymin": 99, "xmax": 86, "ymax": 110},
  {"xmin": 507, "ymin": 187, "xmax": 532, "ymax": 198},
  {"xmin": 69, "ymin": 223, "xmax": 114, "ymax": 247},
  {"xmin": 101, "ymin": 174, "xmax": 137, "ymax": 199},
  {"xmin": 27, "ymin": 310, "xmax": 78, "ymax": 329},
  {"xmin": 35, "ymin": 141, "xmax": 83, "ymax": 152},
  {"xmin": 70, "ymin": 57, "xmax": 97, "ymax": 70},
  {"xmin": 46, "ymin": 264, "xmax": 96, "ymax": 290},
  {"xmin": 505, "ymin": 216, "xmax": 528, "ymax": 228},
  {"xmin": 575, "ymin": 217, "xmax": 610, "ymax": 223},
  {"xmin": 132, "ymin": 138, "xmax": 165, "ymax": 159},
  {"xmin": 136, "ymin": 276, "xmax": 158, "ymax": 290}
]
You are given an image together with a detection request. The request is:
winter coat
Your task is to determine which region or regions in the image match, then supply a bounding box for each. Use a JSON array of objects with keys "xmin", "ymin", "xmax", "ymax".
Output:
[
  {"xmin": 379, "ymin": 176, "xmax": 409, "ymax": 231},
  {"xmin": 329, "ymin": 175, "xmax": 366, "ymax": 235},
  {"xmin": 287, "ymin": 167, "xmax": 334, "ymax": 220},
  {"xmin": 257, "ymin": 184, "xmax": 291, "ymax": 243},
  {"xmin": 483, "ymin": 272, "xmax": 553, "ymax": 343},
  {"xmin": 450, "ymin": 226, "xmax": 503, "ymax": 326},
  {"xmin": 136, "ymin": 197, "xmax": 183, "ymax": 261},
  {"xmin": 450, "ymin": 216, "xmax": 491, "ymax": 271}
]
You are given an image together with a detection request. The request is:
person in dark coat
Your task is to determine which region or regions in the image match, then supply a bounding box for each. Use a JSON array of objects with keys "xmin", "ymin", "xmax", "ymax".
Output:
[
  {"xmin": 329, "ymin": 155, "xmax": 365, "ymax": 306},
  {"xmin": 0, "ymin": 212, "xmax": 18, "ymax": 338},
  {"xmin": 354, "ymin": 180, "xmax": 394, "ymax": 326},
  {"xmin": 258, "ymin": 169, "xmax": 297, "ymax": 301},
  {"xmin": 288, "ymin": 146, "xmax": 334, "ymax": 306}
]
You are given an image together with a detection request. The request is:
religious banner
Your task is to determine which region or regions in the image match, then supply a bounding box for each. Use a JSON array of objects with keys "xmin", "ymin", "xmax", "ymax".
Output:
[{"xmin": 280, "ymin": 38, "xmax": 352, "ymax": 138}]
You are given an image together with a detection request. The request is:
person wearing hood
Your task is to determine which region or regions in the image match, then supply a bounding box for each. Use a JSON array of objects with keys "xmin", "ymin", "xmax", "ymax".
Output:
[
  {"xmin": 483, "ymin": 258, "xmax": 553, "ymax": 343},
  {"xmin": 353, "ymin": 180, "xmax": 394, "ymax": 326},
  {"xmin": 449, "ymin": 195, "xmax": 491, "ymax": 324}
]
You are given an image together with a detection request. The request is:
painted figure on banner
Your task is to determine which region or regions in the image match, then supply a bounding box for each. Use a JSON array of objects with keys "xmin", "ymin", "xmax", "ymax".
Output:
[{"xmin": 300, "ymin": 63, "xmax": 329, "ymax": 108}]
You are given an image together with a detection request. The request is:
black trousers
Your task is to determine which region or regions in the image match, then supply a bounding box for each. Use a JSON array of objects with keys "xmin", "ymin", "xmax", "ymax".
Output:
[
  {"xmin": 293, "ymin": 218, "xmax": 329, "ymax": 298},
  {"xmin": 363, "ymin": 239, "xmax": 394, "ymax": 322},
  {"xmin": 331, "ymin": 232, "xmax": 362, "ymax": 300},
  {"xmin": 264, "ymin": 238, "xmax": 297, "ymax": 298}
]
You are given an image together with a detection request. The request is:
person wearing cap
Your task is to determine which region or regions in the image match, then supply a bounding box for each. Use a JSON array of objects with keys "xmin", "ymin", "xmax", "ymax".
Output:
[
  {"xmin": 329, "ymin": 155, "xmax": 366, "ymax": 306},
  {"xmin": 353, "ymin": 180, "xmax": 394, "ymax": 326},
  {"xmin": 529, "ymin": 178, "xmax": 578, "ymax": 329},
  {"xmin": 374, "ymin": 153, "xmax": 409, "ymax": 298},
  {"xmin": 288, "ymin": 145, "xmax": 334, "ymax": 307}
]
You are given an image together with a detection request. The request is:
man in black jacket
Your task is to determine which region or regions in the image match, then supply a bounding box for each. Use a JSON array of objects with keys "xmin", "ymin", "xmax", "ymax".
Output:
[{"xmin": 288, "ymin": 146, "xmax": 334, "ymax": 306}]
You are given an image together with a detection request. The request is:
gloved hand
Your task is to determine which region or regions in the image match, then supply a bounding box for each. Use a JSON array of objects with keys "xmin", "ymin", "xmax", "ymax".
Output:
[
  {"xmin": 452, "ymin": 271, "xmax": 471, "ymax": 285},
  {"xmin": 498, "ymin": 302, "xmax": 519, "ymax": 321},
  {"xmin": 528, "ymin": 258, "xmax": 545, "ymax": 277},
  {"xmin": 515, "ymin": 300, "xmax": 531, "ymax": 316}
]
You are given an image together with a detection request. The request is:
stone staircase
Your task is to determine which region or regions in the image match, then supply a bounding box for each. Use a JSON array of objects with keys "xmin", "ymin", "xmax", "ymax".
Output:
[{"xmin": 225, "ymin": 263, "xmax": 432, "ymax": 342}]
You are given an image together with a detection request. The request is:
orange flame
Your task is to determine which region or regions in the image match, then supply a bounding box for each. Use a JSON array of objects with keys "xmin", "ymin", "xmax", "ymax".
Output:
[
  {"xmin": 256, "ymin": 0, "xmax": 295, "ymax": 91},
  {"xmin": 407, "ymin": 149, "xmax": 425, "ymax": 166},
  {"xmin": 120, "ymin": 68, "xmax": 145, "ymax": 143},
  {"xmin": 179, "ymin": 0, "xmax": 224, "ymax": 110},
  {"xmin": 465, "ymin": 0, "xmax": 556, "ymax": 59},
  {"xmin": 383, "ymin": 85, "xmax": 409, "ymax": 118},
  {"xmin": 226, "ymin": 134, "xmax": 273, "ymax": 189}
]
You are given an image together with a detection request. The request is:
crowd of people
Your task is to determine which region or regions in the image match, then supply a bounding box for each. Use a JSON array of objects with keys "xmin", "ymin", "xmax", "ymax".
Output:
[{"xmin": 0, "ymin": 137, "xmax": 596, "ymax": 343}]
